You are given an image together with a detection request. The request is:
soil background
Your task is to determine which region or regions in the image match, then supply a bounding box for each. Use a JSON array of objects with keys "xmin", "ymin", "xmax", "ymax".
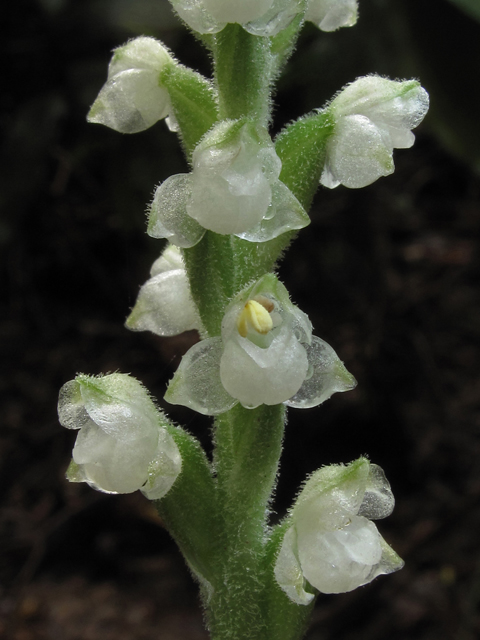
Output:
[{"xmin": 2, "ymin": 1, "xmax": 480, "ymax": 639}]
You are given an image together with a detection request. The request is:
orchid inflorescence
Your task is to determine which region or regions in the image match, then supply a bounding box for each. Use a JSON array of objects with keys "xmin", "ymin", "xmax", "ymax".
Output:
[{"xmin": 59, "ymin": 2, "xmax": 428, "ymax": 638}]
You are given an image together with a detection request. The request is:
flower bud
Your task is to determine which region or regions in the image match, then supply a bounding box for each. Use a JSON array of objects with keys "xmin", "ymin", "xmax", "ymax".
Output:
[
  {"xmin": 321, "ymin": 75, "xmax": 429, "ymax": 189},
  {"xmin": 274, "ymin": 458, "xmax": 403, "ymax": 603},
  {"xmin": 87, "ymin": 37, "xmax": 176, "ymax": 134},
  {"xmin": 59, "ymin": 373, "xmax": 181, "ymax": 499},
  {"xmin": 126, "ymin": 244, "xmax": 202, "ymax": 337}
]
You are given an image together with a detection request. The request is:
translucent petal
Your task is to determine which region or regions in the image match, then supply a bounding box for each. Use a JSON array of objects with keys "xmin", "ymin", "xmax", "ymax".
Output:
[
  {"xmin": 126, "ymin": 269, "xmax": 200, "ymax": 336},
  {"xmin": 321, "ymin": 115, "xmax": 394, "ymax": 189},
  {"xmin": 169, "ymin": 0, "xmax": 224, "ymax": 33},
  {"xmin": 87, "ymin": 69, "xmax": 170, "ymax": 134},
  {"xmin": 58, "ymin": 380, "xmax": 90, "ymax": 430},
  {"xmin": 286, "ymin": 336, "xmax": 357, "ymax": 409},
  {"xmin": 274, "ymin": 526, "xmax": 314, "ymax": 606},
  {"xmin": 220, "ymin": 326, "xmax": 309, "ymax": 408},
  {"xmin": 148, "ymin": 174, "xmax": 205, "ymax": 248},
  {"xmin": 306, "ymin": 0, "xmax": 358, "ymax": 31},
  {"xmin": 165, "ymin": 338, "xmax": 237, "ymax": 415},
  {"xmin": 141, "ymin": 428, "xmax": 182, "ymax": 500},
  {"xmin": 358, "ymin": 464, "xmax": 395, "ymax": 520},
  {"xmin": 108, "ymin": 37, "xmax": 173, "ymax": 75},
  {"xmin": 245, "ymin": 0, "xmax": 300, "ymax": 36},
  {"xmin": 203, "ymin": 0, "xmax": 274, "ymax": 23},
  {"xmin": 78, "ymin": 373, "xmax": 159, "ymax": 442},
  {"xmin": 237, "ymin": 180, "xmax": 310, "ymax": 242},
  {"xmin": 297, "ymin": 516, "xmax": 383, "ymax": 594}
]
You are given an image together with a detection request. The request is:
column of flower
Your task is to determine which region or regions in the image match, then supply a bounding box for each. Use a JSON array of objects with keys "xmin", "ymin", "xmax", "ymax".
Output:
[{"xmin": 58, "ymin": 2, "xmax": 428, "ymax": 639}]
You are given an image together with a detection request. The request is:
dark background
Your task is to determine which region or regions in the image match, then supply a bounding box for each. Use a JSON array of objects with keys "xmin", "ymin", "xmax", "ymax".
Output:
[{"xmin": 2, "ymin": 0, "xmax": 480, "ymax": 638}]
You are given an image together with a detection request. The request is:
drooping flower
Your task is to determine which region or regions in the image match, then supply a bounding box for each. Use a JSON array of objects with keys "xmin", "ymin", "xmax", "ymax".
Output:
[
  {"xmin": 126, "ymin": 244, "xmax": 202, "ymax": 336},
  {"xmin": 274, "ymin": 458, "xmax": 403, "ymax": 603},
  {"xmin": 321, "ymin": 75, "xmax": 429, "ymax": 189},
  {"xmin": 165, "ymin": 274, "xmax": 356, "ymax": 415},
  {"xmin": 168, "ymin": 0, "xmax": 303, "ymax": 37},
  {"xmin": 148, "ymin": 120, "xmax": 309, "ymax": 245},
  {"xmin": 87, "ymin": 37, "xmax": 177, "ymax": 134},
  {"xmin": 58, "ymin": 373, "xmax": 182, "ymax": 500},
  {"xmin": 306, "ymin": 0, "xmax": 358, "ymax": 32}
]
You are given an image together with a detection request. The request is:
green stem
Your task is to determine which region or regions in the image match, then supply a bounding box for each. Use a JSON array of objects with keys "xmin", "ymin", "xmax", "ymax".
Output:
[{"xmin": 207, "ymin": 404, "xmax": 286, "ymax": 640}]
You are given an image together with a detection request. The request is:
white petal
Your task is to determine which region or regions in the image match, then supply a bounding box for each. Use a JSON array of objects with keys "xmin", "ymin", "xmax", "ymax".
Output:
[
  {"xmin": 358, "ymin": 464, "xmax": 395, "ymax": 520},
  {"xmin": 108, "ymin": 37, "xmax": 173, "ymax": 75},
  {"xmin": 148, "ymin": 174, "xmax": 205, "ymax": 248},
  {"xmin": 165, "ymin": 338, "xmax": 237, "ymax": 415},
  {"xmin": 245, "ymin": 0, "xmax": 300, "ymax": 36},
  {"xmin": 79, "ymin": 374, "xmax": 159, "ymax": 442},
  {"xmin": 150, "ymin": 244, "xmax": 184, "ymax": 276},
  {"xmin": 297, "ymin": 516, "xmax": 383, "ymax": 594},
  {"xmin": 87, "ymin": 69, "xmax": 170, "ymax": 134},
  {"xmin": 286, "ymin": 336, "xmax": 356, "ymax": 408},
  {"xmin": 126, "ymin": 269, "xmax": 200, "ymax": 336},
  {"xmin": 219, "ymin": 325, "xmax": 309, "ymax": 408},
  {"xmin": 274, "ymin": 526, "xmax": 314, "ymax": 606},
  {"xmin": 202, "ymin": 0, "xmax": 274, "ymax": 23},
  {"xmin": 73, "ymin": 421, "xmax": 155, "ymax": 494},
  {"xmin": 237, "ymin": 180, "xmax": 309, "ymax": 242},
  {"xmin": 169, "ymin": 0, "xmax": 224, "ymax": 33},
  {"xmin": 187, "ymin": 144, "xmax": 272, "ymax": 236},
  {"xmin": 306, "ymin": 0, "xmax": 358, "ymax": 31},
  {"xmin": 321, "ymin": 114, "xmax": 394, "ymax": 189},
  {"xmin": 141, "ymin": 428, "xmax": 182, "ymax": 500},
  {"xmin": 58, "ymin": 380, "xmax": 90, "ymax": 430}
]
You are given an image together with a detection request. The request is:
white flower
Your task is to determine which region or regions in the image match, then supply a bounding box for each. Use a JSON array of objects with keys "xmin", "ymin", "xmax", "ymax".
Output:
[
  {"xmin": 274, "ymin": 458, "xmax": 403, "ymax": 603},
  {"xmin": 58, "ymin": 373, "xmax": 182, "ymax": 499},
  {"xmin": 148, "ymin": 121, "xmax": 309, "ymax": 245},
  {"xmin": 126, "ymin": 244, "xmax": 202, "ymax": 337},
  {"xmin": 306, "ymin": 0, "xmax": 358, "ymax": 32},
  {"xmin": 169, "ymin": 0, "xmax": 302, "ymax": 37},
  {"xmin": 321, "ymin": 75, "xmax": 429, "ymax": 189},
  {"xmin": 165, "ymin": 274, "xmax": 356, "ymax": 415},
  {"xmin": 87, "ymin": 37, "xmax": 176, "ymax": 134}
]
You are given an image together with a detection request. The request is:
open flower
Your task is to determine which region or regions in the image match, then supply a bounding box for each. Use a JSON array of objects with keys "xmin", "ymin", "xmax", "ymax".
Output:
[
  {"xmin": 306, "ymin": 0, "xmax": 358, "ymax": 32},
  {"xmin": 274, "ymin": 458, "xmax": 403, "ymax": 603},
  {"xmin": 126, "ymin": 244, "xmax": 202, "ymax": 336},
  {"xmin": 165, "ymin": 274, "xmax": 356, "ymax": 415},
  {"xmin": 169, "ymin": 0, "xmax": 302, "ymax": 37},
  {"xmin": 87, "ymin": 37, "xmax": 177, "ymax": 134},
  {"xmin": 58, "ymin": 373, "xmax": 182, "ymax": 499},
  {"xmin": 321, "ymin": 75, "xmax": 429, "ymax": 189},
  {"xmin": 148, "ymin": 121, "xmax": 309, "ymax": 245}
]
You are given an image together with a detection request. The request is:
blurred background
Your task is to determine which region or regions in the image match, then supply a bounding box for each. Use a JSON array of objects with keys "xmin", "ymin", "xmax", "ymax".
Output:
[{"xmin": 2, "ymin": 0, "xmax": 480, "ymax": 638}]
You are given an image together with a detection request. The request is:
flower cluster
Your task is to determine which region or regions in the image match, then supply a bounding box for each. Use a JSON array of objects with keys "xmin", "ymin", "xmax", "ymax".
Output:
[
  {"xmin": 165, "ymin": 273, "xmax": 357, "ymax": 414},
  {"xmin": 274, "ymin": 458, "xmax": 403, "ymax": 602},
  {"xmin": 321, "ymin": 75, "xmax": 430, "ymax": 189},
  {"xmin": 58, "ymin": 373, "xmax": 181, "ymax": 499},
  {"xmin": 148, "ymin": 121, "xmax": 309, "ymax": 244}
]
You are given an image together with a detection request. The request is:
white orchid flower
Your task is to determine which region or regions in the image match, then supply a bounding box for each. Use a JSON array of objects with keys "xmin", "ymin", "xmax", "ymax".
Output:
[
  {"xmin": 148, "ymin": 121, "xmax": 309, "ymax": 245},
  {"xmin": 87, "ymin": 37, "xmax": 177, "ymax": 134},
  {"xmin": 306, "ymin": 0, "xmax": 358, "ymax": 32},
  {"xmin": 274, "ymin": 458, "xmax": 404, "ymax": 603},
  {"xmin": 321, "ymin": 75, "xmax": 429, "ymax": 189},
  {"xmin": 58, "ymin": 373, "xmax": 182, "ymax": 500},
  {"xmin": 169, "ymin": 0, "xmax": 303, "ymax": 37},
  {"xmin": 165, "ymin": 274, "xmax": 356, "ymax": 415},
  {"xmin": 126, "ymin": 244, "xmax": 202, "ymax": 337}
]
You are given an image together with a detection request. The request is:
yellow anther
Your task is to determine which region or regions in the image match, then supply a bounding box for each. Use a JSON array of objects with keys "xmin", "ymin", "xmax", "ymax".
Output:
[{"xmin": 237, "ymin": 299, "xmax": 273, "ymax": 338}]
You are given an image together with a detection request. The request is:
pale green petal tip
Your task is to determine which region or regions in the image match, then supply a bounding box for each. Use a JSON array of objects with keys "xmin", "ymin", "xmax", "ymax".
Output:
[{"xmin": 66, "ymin": 459, "xmax": 85, "ymax": 483}]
